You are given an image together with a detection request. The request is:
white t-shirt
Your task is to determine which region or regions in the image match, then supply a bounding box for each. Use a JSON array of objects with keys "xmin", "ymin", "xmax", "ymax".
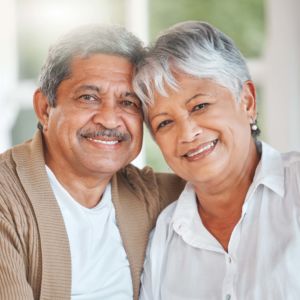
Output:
[
  {"xmin": 140, "ymin": 142, "xmax": 300, "ymax": 300},
  {"xmin": 46, "ymin": 167, "xmax": 133, "ymax": 300}
]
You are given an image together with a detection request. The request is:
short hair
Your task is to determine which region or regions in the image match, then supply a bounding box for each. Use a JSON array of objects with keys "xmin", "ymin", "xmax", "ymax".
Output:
[
  {"xmin": 133, "ymin": 20, "xmax": 253, "ymax": 130},
  {"xmin": 39, "ymin": 24, "xmax": 145, "ymax": 107}
]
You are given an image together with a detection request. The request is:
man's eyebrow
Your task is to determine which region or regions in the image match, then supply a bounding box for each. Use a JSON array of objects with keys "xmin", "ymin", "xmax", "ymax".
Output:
[
  {"xmin": 124, "ymin": 91, "xmax": 139, "ymax": 99},
  {"xmin": 75, "ymin": 85, "xmax": 101, "ymax": 93}
]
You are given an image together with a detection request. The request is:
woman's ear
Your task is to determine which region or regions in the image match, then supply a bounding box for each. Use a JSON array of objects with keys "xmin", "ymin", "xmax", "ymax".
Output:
[
  {"xmin": 240, "ymin": 80, "xmax": 257, "ymax": 119},
  {"xmin": 33, "ymin": 89, "xmax": 50, "ymax": 131}
]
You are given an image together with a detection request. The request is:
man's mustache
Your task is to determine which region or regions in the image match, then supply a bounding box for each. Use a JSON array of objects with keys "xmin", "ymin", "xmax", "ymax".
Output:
[{"xmin": 79, "ymin": 128, "xmax": 131, "ymax": 142}]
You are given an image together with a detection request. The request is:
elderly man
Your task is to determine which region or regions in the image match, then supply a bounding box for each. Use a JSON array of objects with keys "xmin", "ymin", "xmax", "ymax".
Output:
[{"xmin": 0, "ymin": 25, "xmax": 184, "ymax": 300}]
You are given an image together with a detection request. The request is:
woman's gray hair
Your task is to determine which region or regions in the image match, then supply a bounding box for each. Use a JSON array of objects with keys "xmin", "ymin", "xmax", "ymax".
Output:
[
  {"xmin": 133, "ymin": 20, "xmax": 252, "ymax": 128},
  {"xmin": 39, "ymin": 24, "xmax": 145, "ymax": 107}
]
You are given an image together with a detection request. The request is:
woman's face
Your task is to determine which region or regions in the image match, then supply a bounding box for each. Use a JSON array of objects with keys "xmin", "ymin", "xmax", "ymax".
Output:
[{"xmin": 148, "ymin": 74, "xmax": 257, "ymax": 185}]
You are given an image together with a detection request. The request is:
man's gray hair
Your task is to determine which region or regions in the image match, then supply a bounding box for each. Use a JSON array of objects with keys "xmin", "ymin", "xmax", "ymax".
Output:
[
  {"xmin": 133, "ymin": 20, "xmax": 251, "ymax": 127},
  {"xmin": 39, "ymin": 24, "xmax": 145, "ymax": 107}
]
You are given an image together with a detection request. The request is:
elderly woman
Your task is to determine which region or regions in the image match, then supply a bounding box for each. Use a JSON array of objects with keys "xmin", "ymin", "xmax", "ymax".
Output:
[{"xmin": 133, "ymin": 21, "xmax": 300, "ymax": 300}]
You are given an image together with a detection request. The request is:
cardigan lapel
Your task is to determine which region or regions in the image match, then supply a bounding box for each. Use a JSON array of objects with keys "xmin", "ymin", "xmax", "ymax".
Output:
[
  {"xmin": 111, "ymin": 172, "xmax": 151, "ymax": 300},
  {"xmin": 11, "ymin": 131, "xmax": 149, "ymax": 299},
  {"xmin": 12, "ymin": 131, "xmax": 71, "ymax": 299}
]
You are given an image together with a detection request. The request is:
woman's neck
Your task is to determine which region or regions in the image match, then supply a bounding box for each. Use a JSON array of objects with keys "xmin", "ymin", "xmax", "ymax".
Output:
[{"xmin": 194, "ymin": 141, "xmax": 261, "ymax": 251}]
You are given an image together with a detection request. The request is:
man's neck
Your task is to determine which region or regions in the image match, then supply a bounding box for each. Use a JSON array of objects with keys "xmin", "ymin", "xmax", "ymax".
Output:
[{"xmin": 46, "ymin": 164, "xmax": 112, "ymax": 208}]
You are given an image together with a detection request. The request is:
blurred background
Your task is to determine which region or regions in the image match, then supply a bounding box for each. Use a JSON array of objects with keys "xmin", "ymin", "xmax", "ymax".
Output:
[{"xmin": 1, "ymin": 0, "xmax": 300, "ymax": 171}]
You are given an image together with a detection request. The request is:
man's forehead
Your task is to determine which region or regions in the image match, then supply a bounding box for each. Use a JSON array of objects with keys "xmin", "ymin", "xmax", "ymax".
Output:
[
  {"xmin": 65, "ymin": 54, "xmax": 134, "ymax": 84},
  {"xmin": 75, "ymin": 83, "xmax": 135, "ymax": 93},
  {"xmin": 70, "ymin": 53, "xmax": 134, "ymax": 70}
]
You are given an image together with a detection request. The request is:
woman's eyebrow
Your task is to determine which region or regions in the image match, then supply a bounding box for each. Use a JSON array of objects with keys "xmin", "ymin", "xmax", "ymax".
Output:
[
  {"xmin": 185, "ymin": 93, "xmax": 209, "ymax": 104},
  {"xmin": 150, "ymin": 112, "xmax": 169, "ymax": 122}
]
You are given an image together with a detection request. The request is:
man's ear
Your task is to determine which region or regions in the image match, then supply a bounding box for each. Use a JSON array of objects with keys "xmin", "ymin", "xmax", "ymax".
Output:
[
  {"xmin": 240, "ymin": 80, "xmax": 257, "ymax": 119},
  {"xmin": 33, "ymin": 89, "xmax": 51, "ymax": 131}
]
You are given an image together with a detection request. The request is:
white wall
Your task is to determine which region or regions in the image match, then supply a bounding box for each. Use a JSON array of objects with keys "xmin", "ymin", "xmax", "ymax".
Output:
[
  {"xmin": 125, "ymin": 0, "xmax": 149, "ymax": 167},
  {"xmin": 0, "ymin": 0, "xmax": 18, "ymax": 152},
  {"xmin": 263, "ymin": 0, "xmax": 300, "ymax": 151}
]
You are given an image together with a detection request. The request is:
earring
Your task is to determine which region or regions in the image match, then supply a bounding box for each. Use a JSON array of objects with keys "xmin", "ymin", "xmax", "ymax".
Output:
[
  {"xmin": 250, "ymin": 117, "xmax": 260, "ymax": 137},
  {"xmin": 251, "ymin": 122, "xmax": 258, "ymax": 131}
]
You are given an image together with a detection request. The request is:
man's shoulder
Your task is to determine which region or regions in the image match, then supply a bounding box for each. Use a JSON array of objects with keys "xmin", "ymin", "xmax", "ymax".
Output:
[
  {"xmin": 117, "ymin": 164, "xmax": 156, "ymax": 188},
  {"xmin": 117, "ymin": 164, "xmax": 185, "ymax": 212},
  {"xmin": 118, "ymin": 164, "xmax": 185, "ymax": 192},
  {"xmin": 116, "ymin": 164, "xmax": 160, "ymax": 201},
  {"xmin": 0, "ymin": 147, "xmax": 25, "ymax": 213},
  {"xmin": 0, "ymin": 139, "xmax": 33, "ymax": 178},
  {"xmin": 153, "ymin": 171, "xmax": 185, "ymax": 210},
  {"xmin": 0, "ymin": 147, "xmax": 17, "ymax": 182},
  {"xmin": 0, "ymin": 138, "xmax": 38, "ymax": 203},
  {"xmin": 154, "ymin": 171, "xmax": 185, "ymax": 189},
  {"xmin": 0, "ymin": 137, "xmax": 34, "ymax": 164}
]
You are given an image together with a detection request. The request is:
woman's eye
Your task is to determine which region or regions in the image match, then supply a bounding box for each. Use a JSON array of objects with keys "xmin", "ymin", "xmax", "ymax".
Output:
[
  {"xmin": 156, "ymin": 120, "xmax": 173, "ymax": 131},
  {"xmin": 192, "ymin": 103, "xmax": 208, "ymax": 112}
]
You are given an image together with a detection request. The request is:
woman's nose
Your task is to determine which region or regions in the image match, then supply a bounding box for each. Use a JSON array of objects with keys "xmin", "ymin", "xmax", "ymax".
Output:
[{"xmin": 177, "ymin": 117, "xmax": 203, "ymax": 144}]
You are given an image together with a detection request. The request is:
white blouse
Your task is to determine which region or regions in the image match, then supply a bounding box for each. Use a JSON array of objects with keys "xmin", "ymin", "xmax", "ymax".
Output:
[{"xmin": 140, "ymin": 142, "xmax": 300, "ymax": 300}]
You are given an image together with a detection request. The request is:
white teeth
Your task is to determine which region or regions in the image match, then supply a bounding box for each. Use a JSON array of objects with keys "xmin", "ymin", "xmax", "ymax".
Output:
[
  {"xmin": 87, "ymin": 138, "xmax": 118, "ymax": 145},
  {"xmin": 186, "ymin": 141, "xmax": 215, "ymax": 157}
]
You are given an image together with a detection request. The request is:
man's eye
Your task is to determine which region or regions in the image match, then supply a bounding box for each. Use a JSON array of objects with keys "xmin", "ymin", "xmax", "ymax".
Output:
[
  {"xmin": 192, "ymin": 103, "xmax": 208, "ymax": 112},
  {"xmin": 79, "ymin": 95, "xmax": 97, "ymax": 102},
  {"xmin": 119, "ymin": 99, "xmax": 141, "ymax": 114},
  {"xmin": 121, "ymin": 100, "xmax": 136, "ymax": 107},
  {"xmin": 156, "ymin": 120, "xmax": 173, "ymax": 131}
]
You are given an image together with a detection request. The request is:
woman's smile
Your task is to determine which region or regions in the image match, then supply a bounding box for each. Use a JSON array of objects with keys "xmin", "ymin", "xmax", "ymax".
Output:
[{"xmin": 183, "ymin": 139, "xmax": 218, "ymax": 161}]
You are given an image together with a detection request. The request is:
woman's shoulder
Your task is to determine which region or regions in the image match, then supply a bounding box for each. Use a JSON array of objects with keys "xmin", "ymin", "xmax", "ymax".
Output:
[
  {"xmin": 281, "ymin": 151, "xmax": 300, "ymax": 177},
  {"xmin": 145, "ymin": 201, "xmax": 178, "ymax": 260},
  {"xmin": 151, "ymin": 201, "xmax": 178, "ymax": 242},
  {"xmin": 261, "ymin": 141, "xmax": 300, "ymax": 176},
  {"xmin": 281, "ymin": 151, "xmax": 300, "ymax": 167},
  {"xmin": 157, "ymin": 201, "xmax": 178, "ymax": 225},
  {"xmin": 280, "ymin": 151, "xmax": 300, "ymax": 199}
]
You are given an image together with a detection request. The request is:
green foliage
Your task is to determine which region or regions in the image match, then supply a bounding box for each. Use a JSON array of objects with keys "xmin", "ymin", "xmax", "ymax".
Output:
[
  {"xmin": 149, "ymin": 0, "xmax": 265, "ymax": 57},
  {"xmin": 144, "ymin": 126, "xmax": 172, "ymax": 172},
  {"xmin": 11, "ymin": 109, "xmax": 37, "ymax": 145}
]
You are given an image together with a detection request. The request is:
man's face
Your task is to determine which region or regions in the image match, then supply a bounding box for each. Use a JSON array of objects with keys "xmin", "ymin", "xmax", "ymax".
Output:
[{"xmin": 40, "ymin": 54, "xmax": 143, "ymax": 179}]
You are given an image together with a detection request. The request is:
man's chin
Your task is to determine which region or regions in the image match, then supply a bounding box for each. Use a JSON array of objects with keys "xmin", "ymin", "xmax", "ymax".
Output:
[{"xmin": 83, "ymin": 159, "xmax": 130, "ymax": 175}]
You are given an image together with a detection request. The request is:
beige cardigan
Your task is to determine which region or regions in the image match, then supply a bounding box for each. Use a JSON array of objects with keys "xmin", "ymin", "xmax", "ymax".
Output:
[{"xmin": 0, "ymin": 131, "xmax": 185, "ymax": 300}]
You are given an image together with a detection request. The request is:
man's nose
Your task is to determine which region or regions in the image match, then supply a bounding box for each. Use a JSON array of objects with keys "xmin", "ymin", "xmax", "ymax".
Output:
[{"xmin": 92, "ymin": 102, "xmax": 122, "ymax": 129}]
